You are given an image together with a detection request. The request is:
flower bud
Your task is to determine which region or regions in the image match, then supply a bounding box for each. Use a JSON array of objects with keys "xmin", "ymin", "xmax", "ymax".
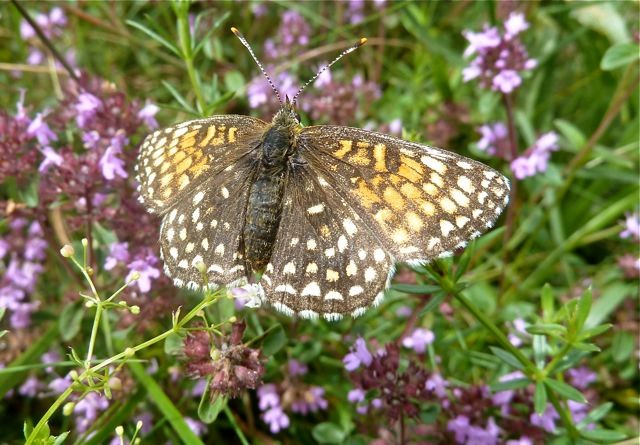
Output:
[
  {"xmin": 124, "ymin": 347, "xmax": 135, "ymax": 358},
  {"xmin": 130, "ymin": 305, "xmax": 140, "ymax": 315},
  {"xmin": 60, "ymin": 245, "xmax": 75, "ymax": 258},
  {"xmin": 115, "ymin": 425, "xmax": 124, "ymax": 437},
  {"xmin": 62, "ymin": 402, "xmax": 75, "ymax": 416},
  {"xmin": 109, "ymin": 376, "xmax": 122, "ymax": 391}
]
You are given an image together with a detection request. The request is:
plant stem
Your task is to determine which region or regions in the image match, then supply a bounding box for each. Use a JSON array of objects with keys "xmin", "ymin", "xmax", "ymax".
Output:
[
  {"xmin": 547, "ymin": 389, "xmax": 580, "ymax": 439},
  {"xmin": 26, "ymin": 291, "xmax": 221, "ymax": 444},
  {"xmin": 224, "ymin": 405, "xmax": 250, "ymax": 445},
  {"xmin": 85, "ymin": 303, "xmax": 103, "ymax": 369}
]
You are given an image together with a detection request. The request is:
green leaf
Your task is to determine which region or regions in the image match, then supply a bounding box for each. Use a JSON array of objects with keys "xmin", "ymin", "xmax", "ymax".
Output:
[
  {"xmin": 577, "ymin": 323, "xmax": 612, "ymax": 341},
  {"xmin": 128, "ymin": 361, "xmax": 205, "ymax": 445},
  {"xmin": 553, "ymin": 120, "xmax": 586, "ymax": 152},
  {"xmin": 577, "ymin": 402, "xmax": 613, "ymax": 428},
  {"xmin": 126, "ymin": 19, "xmax": 180, "ymax": 57},
  {"xmin": 52, "ymin": 431, "xmax": 70, "ymax": 445},
  {"xmin": 540, "ymin": 283, "xmax": 555, "ymax": 321},
  {"xmin": 586, "ymin": 283, "xmax": 633, "ymax": 328},
  {"xmin": 489, "ymin": 347, "xmax": 524, "ymax": 370},
  {"xmin": 544, "ymin": 379, "xmax": 587, "ymax": 403},
  {"xmin": 571, "ymin": 342, "xmax": 601, "ymax": 352},
  {"xmin": 312, "ymin": 422, "xmax": 347, "ymax": 444},
  {"xmin": 164, "ymin": 332, "xmax": 185, "ymax": 355},
  {"xmin": 58, "ymin": 302, "xmax": 84, "ymax": 341},
  {"xmin": 193, "ymin": 11, "xmax": 230, "ymax": 57},
  {"xmin": 162, "ymin": 80, "xmax": 198, "ymax": 115},
  {"xmin": 261, "ymin": 324, "xmax": 287, "ymax": 356},
  {"xmin": 490, "ymin": 378, "xmax": 530, "ymax": 392},
  {"xmin": 611, "ymin": 330, "xmax": 635, "ymax": 363},
  {"xmin": 579, "ymin": 429, "xmax": 627, "ymax": 442},
  {"xmin": 573, "ymin": 288, "xmax": 592, "ymax": 334},
  {"xmin": 391, "ymin": 283, "xmax": 441, "ymax": 294},
  {"xmin": 534, "ymin": 381, "xmax": 548, "ymax": 415},
  {"xmin": 419, "ymin": 293, "xmax": 446, "ymax": 317},
  {"xmin": 526, "ymin": 323, "xmax": 567, "ymax": 337},
  {"xmin": 198, "ymin": 383, "xmax": 227, "ymax": 424},
  {"xmin": 601, "ymin": 43, "xmax": 640, "ymax": 70}
]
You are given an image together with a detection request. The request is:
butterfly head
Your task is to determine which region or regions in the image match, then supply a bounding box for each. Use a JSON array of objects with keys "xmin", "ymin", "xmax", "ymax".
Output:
[{"xmin": 273, "ymin": 99, "xmax": 301, "ymax": 128}]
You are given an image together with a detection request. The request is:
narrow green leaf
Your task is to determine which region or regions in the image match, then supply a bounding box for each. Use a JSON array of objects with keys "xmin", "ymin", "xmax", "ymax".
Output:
[
  {"xmin": 572, "ymin": 342, "xmax": 601, "ymax": 352},
  {"xmin": 128, "ymin": 362, "xmax": 205, "ymax": 445},
  {"xmin": 391, "ymin": 283, "xmax": 441, "ymax": 294},
  {"xmin": 59, "ymin": 302, "xmax": 84, "ymax": 341},
  {"xmin": 162, "ymin": 80, "xmax": 197, "ymax": 115},
  {"xmin": 126, "ymin": 20, "xmax": 180, "ymax": 57},
  {"xmin": 52, "ymin": 432, "xmax": 70, "ymax": 445},
  {"xmin": 489, "ymin": 347, "xmax": 525, "ymax": 370},
  {"xmin": 577, "ymin": 402, "xmax": 613, "ymax": 428},
  {"xmin": 544, "ymin": 379, "xmax": 587, "ymax": 403},
  {"xmin": 526, "ymin": 323, "xmax": 567, "ymax": 336},
  {"xmin": 198, "ymin": 383, "xmax": 227, "ymax": 424},
  {"xmin": 553, "ymin": 119, "xmax": 586, "ymax": 152},
  {"xmin": 580, "ymin": 429, "xmax": 627, "ymax": 442},
  {"xmin": 574, "ymin": 288, "xmax": 592, "ymax": 334},
  {"xmin": 577, "ymin": 323, "xmax": 612, "ymax": 341},
  {"xmin": 601, "ymin": 43, "xmax": 640, "ymax": 70},
  {"xmin": 534, "ymin": 381, "xmax": 548, "ymax": 414},
  {"xmin": 611, "ymin": 330, "xmax": 635, "ymax": 363},
  {"xmin": 193, "ymin": 11, "xmax": 231, "ymax": 57},
  {"xmin": 261, "ymin": 324, "xmax": 287, "ymax": 356},
  {"xmin": 489, "ymin": 378, "xmax": 530, "ymax": 392},
  {"xmin": 312, "ymin": 422, "xmax": 347, "ymax": 444}
]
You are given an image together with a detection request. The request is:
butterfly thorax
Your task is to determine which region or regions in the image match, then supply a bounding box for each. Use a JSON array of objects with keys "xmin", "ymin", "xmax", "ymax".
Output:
[{"xmin": 243, "ymin": 106, "xmax": 300, "ymax": 275}]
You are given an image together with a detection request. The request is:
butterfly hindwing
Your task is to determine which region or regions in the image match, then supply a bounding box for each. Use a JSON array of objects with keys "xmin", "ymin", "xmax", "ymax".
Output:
[
  {"xmin": 136, "ymin": 115, "xmax": 267, "ymax": 215},
  {"xmin": 260, "ymin": 164, "xmax": 393, "ymax": 320},
  {"xmin": 159, "ymin": 154, "xmax": 258, "ymax": 289},
  {"xmin": 298, "ymin": 126, "xmax": 510, "ymax": 264}
]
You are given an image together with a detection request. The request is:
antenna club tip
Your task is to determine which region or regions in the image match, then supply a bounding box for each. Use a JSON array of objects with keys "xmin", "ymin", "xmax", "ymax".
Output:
[
  {"xmin": 358, "ymin": 37, "xmax": 368, "ymax": 46},
  {"xmin": 231, "ymin": 27, "xmax": 241, "ymax": 36}
]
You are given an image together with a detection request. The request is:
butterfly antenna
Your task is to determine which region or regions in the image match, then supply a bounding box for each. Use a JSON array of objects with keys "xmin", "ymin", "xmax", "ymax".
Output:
[
  {"xmin": 231, "ymin": 27, "xmax": 283, "ymax": 105},
  {"xmin": 292, "ymin": 37, "xmax": 367, "ymax": 106}
]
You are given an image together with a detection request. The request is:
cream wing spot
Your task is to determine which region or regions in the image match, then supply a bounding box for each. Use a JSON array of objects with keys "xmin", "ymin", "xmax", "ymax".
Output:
[
  {"xmin": 440, "ymin": 220, "xmax": 455, "ymax": 237},
  {"xmin": 343, "ymin": 218, "xmax": 358, "ymax": 236},
  {"xmin": 325, "ymin": 291, "xmax": 343, "ymax": 301},
  {"xmin": 326, "ymin": 269, "xmax": 339, "ymax": 282},
  {"xmin": 456, "ymin": 216, "xmax": 470, "ymax": 228},
  {"xmin": 192, "ymin": 191, "xmax": 204, "ymax": 204},
  {"xmin": 283, "ymin": 262, "xmax": 296, "ymax": 275},
  {"xmin": 349, "ymin": 286, "xmax": 364, "ymax": 296},
  {"xmin": 364, "ymin": 267, "xmax": 377, "ymax": 283},
  {"xmin": 373, "ymin": 248, "xmax": 385, "ymax": 263},
  {"xmin": 301, "ymin": 282, "xmax": 321, "ymax": 297},
  {"xmin": 346, "ymin": 260, "xmax": 358, "ymax": 276}
]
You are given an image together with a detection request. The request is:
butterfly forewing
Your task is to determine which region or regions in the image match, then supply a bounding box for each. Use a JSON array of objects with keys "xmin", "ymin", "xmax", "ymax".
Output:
[
  {"xmin": 298, "ymin": 126, "xmax": 510, "ymax": 263},
  {"xmin": 135, "ymin": 115, "xmax": 267, "ymax": 215},
  {"xmin": 260, "ymin": 164, "xmax": 393, "ymax": 320}
]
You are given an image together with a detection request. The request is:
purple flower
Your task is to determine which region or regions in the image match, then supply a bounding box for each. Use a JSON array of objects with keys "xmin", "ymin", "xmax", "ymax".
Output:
[
  {"xmin": 504, "ymin": 12, "xmax": 529, "ymax": 38},
  {"xmin": 291, "ymin": 386, "xmax": 328, "ymax": 414},
  {"xmin": 395, "ymin": 305, "xmax": 412, "ymax": 317},
  {"xmin": 348, "ymin": 388, "xmax": 366, "ymax": 403},
  {"xmin": 425, "ymin": 373, "xmax": 449, "ymax": 399},
  {"xmin": 506, "ymin": 438, "xmax": 533, "ymax": 445},
  {"xmin": 74, "ymin": 392, "xmax": 109, "ymax": 432},
  {"xmin": 476, "ymin": 122, "xmax": 508, "ymax": 156},
  {"xmin": 263, "ymin": 406, "xmax": 290, "ymax": 433},
  {"xmin": 75, "ymin": 93, "xmax": 102, "ymax": 128},
  {"xmin": 447, "ymin": 415, "xmax": 471, "ymax": 443},
  {"xmin": 462, "ymin": 12, "xmax": 536, "ymax": 95},
  {"xmin": 49, "ymin": 376, "xmax": 71, "ymax": 394},
  {"xmin": 99, "ymin": 132, "xmax": 129, "ymax": 181},
  {"xmin": 27, "ymin": 113, "xmax": 57, "ymax": 145},
  {"xmin": 104, "ymin": 242, "xmax": 130, "ymax": 270},
  {"xmin": 82, "ymin": 130, "xmax": 101, "ymax": 150},
  {"xmin": 620, "ymin": 212, "xmax": 640, "ymax": 241},
  {"xmin": 510, "ymin": 131, "xmax": 559, "ymax": 180},
  {"xmin": 401, "ymin": 328, "xmax": 435, "ymax": 354},
  {"xmin": 280, "ymin": 11, "xmax": 310, "ymax": 47},
  {"xmin": 126, "ymin": 255, "xmax": 161, "ymax": 293},
  {"xmin": 567, "ymin": 366, "xmax": 597, "ymax": 390},
  {"xmin": 343, "ymin": 337, "xmax": 373, "ymax": 371},
  {"xmin": 257, "ymin": 384, "xmax": 280, "ymax": 410},
  {"xmin": 346, "ymin": 0, "xmax": 365, "ymax": 25},
  {"xmin": 388, "ymin": 118, "xmax": 403, "ymax": 136},
  {"xmin": 287, "ymin": 359, "xmax": 308, "ymax": 377},
  {"xmin": 184, "ymin": 417, "xmax": 207, "ymax": 437},
  {"xmin": 18, "ymin": 376, "xmax": 41, "ymax": 397},
  {"xmin": 313, "ymin": 63, "xmax": 332, "ymax": 88},
  {"xmin": 530, "ymin": 404, "xmax": 559, "ymax": 433},
  {"xmin": 38, "ymin": 146, "xmax": 63, "ymax": 173},
  {"xmin": 41, "ymin": 350, "xmax": 61, "ymax": 373},
  {"xmin": 0, "ymin": 239, "xmax": 9, "ymax": 259},
  {"xmin": 138, "ymin": 101, "xmax": 160, "ymax": 130},
  {"xmin": 48, "ymin": 7, "xmax": 67, "ymax": 27},
  {"xmin": 466, "ymin": 417, "xmax": 500, "ymax": 445},
  {"xmin": 492, "ymin": 69, "xmax": 521, "ymax": 93},
  {"xmin": 492, "ymin": 371, "xmax": 525, "ymax": 415},
  {"xmin": 508, "ymin": 318, "xmax": 528, "ymax": 347}
]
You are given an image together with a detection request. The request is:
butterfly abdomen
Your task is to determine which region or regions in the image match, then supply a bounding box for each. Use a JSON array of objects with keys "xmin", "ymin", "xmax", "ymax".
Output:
[{"xmin": 242, "ymin": 124, "xmax": 293, "ymax": 274}]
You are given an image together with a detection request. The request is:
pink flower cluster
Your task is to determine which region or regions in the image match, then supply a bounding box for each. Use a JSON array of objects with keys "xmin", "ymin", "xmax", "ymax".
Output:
[{"xmin": 462, "ymin": 12, "xmax": 537, "ymax": 94}]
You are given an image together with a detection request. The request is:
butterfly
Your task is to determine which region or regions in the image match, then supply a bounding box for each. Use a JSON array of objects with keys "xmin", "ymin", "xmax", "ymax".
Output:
[{"xmin": 135, "ymin": 28, "xmax": 510, "ymax": 321}]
